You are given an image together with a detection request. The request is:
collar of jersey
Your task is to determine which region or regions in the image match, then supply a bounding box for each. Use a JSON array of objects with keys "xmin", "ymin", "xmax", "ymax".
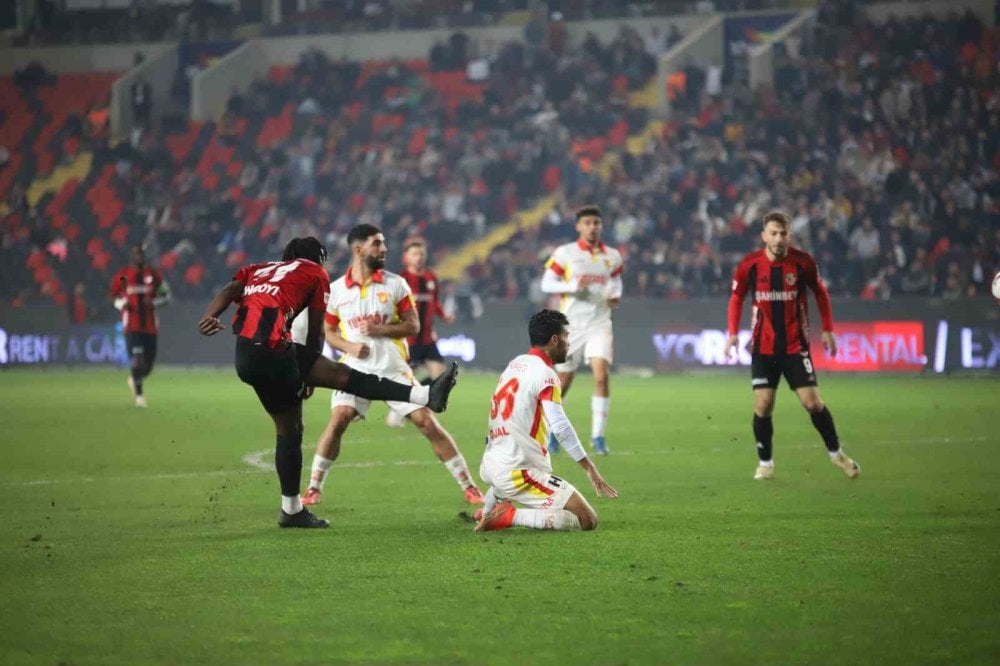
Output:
[
  {"xmin": 528, "ymin": 347, "xmax": 554, "ymax": 368},
  {"xmin": 577, "ymin": 238, "xmax": 606, "ymax": 254},
  {"xmin": 345, "ymin": 268, "xmax": 385, "ymax": 288}
]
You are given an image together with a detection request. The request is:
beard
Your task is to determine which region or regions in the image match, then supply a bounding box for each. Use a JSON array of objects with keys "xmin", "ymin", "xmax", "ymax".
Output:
[{"xmin": 365, "ymin": 255, "xmax": 386, "ymax": 271}]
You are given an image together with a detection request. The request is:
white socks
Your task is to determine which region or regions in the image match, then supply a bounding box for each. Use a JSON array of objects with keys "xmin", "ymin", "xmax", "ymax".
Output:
[
  {"xmin": 409, "ymin": 385, "xmax": 429, "ymax": 405},
  {"xmin": 512, "ymin": 509, "xmax": 581, "ymax": 531},
  {"xmin": 758, "ymin": 460, "xmax": 774, "ymax": 467},
  {"xmin": 482, "ymin": 487, "xmax": 498, "ymax": 514},
  {"xmin": 282, "ymin": 495, "xmax": 303, "ymax": 514},
  {"xmin": 829, "ymin": 449, "xmax": 843, "ymax": 460},
  {"xmin": 591, "ymin": 395, "xmax": 610, "ymax": 439},
  {"xmin": 443, "ymin": 454, "xmax": 474, "ymax": 489},
  {"xmin": 308, "ymin": 454, "xmax": 334, "ymax": 491}
]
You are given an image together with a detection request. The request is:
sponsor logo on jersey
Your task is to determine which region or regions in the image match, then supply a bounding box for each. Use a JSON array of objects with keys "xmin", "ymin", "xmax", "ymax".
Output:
[
  {"xmin": 244, "ymin": 284, "xmax": 280, "ymax": 297},
  {"xmin": 347, "ymin": 313, "xmax": 388, "ymax": 330},
  {"xmin": 489, "ymin": 426, "xmax": 511, "ymax": 440},
  {"xmin": 755, "ymin": 290, "xmax": 796, "ymax": 301},
  {"xmin": 577, "ymin": 274, "xmax": 608, "ymax": 287}
]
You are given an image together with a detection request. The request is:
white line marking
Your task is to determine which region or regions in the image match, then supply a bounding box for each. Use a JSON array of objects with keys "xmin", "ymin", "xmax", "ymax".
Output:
[{"xmin": 3, "ymin": 435, "xmax": 990, "ymax": 488}]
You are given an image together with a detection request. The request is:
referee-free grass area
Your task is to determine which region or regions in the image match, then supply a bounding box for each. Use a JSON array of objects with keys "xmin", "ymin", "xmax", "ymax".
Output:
[{"xmin": 0, "ymin": 368, "xmax": 996, "ymax": 665}]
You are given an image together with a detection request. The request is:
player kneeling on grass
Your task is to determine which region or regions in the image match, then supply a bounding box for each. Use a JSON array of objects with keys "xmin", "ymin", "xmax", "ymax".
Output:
[
  {"xmin": 727, "ymin": 211, "xmax": 860, "ymax": 481},
  {"xmin": 475, "ymin": 310, "xmax": 618, "ymax": 533},
  {"xmin": 300, "ymin": 224, "xmax": 483, "ymax": 507},
  {"xmin": 197, "ymin": 237, "xmax": 459, "ymax": 529}
]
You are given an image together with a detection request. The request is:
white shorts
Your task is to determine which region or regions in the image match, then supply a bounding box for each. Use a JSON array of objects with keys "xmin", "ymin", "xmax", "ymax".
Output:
[
  {"xmin": 479, "ymin": 456, "xmax": 577, "ymax": 510},
  {"xmin": 555, "ymin": 322, "xmax": 614, "ymax": 373},
  {"xmin": 331, "ymin": 369, "xmax": 422, "ymax": 421}
]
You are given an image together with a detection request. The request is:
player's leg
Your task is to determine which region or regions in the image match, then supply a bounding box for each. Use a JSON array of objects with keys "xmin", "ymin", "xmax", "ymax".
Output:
[
  {"xmin": 751, "ymin": 354, "xmax": 780, "ymax": 479},
  {"xmin": 788, "ymin": 356, "xmax": 860, "ymax": 478},
  {"xmin": 303, "ymin": 353, "xmax": 458, "ymax": 413},
  {"xmin": 126, "ymin": 333, "xmax": 148, "ymax": 407},
  {"xmin": 475, "ymin": 469, "xmax": 588, "ymax": 532},
  {"xmin": 269, "ymin": 403, "xmax": 330, "ymax": 528},
  {"xmin": 406, "ymin": 407, "xmax": 484, "ymax": 503},
  {"xmin": 424, "ymin": 359, "xmax": 447, "ymax": 380},
  {"xmin": 304, "ymin": 405, "xmax": 359, "ymax": 505},
  {"xmin": 586, "ymin": 326, "xmax": 614, "ymax": 454}
]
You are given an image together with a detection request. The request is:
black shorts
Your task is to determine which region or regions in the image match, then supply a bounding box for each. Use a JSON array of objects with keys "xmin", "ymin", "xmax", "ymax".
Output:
[
  {"xmin": 409, "ymin": 342, "xmax": 443, "ymax": 367},
  {"xmin": 126, "ymin": 333, "xmax": 157, "ymax": 366},
  {"xmin": 751, "ymin": 352, "xmax": 818, "ymax": 391},
  {"xmin": 234, "ymin": 338, "xmax": 321, "ymax": 414}
]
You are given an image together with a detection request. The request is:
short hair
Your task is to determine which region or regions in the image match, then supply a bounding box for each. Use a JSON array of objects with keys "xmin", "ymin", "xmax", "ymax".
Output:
[
  {"xmin": 528, "ymin": 309, "xmax": 569, "ymax": 346},
  {"xmin": 762, "ymin": 210, "xmax": 791, "ymax": 229},
  {"xmin": 575, "ymin": 206, "xmax": 602, "ymax": 221},
  {"xmin": 403, "ymin": 238, "xmax": 426, "ymax": 253},
  {"xmin": 347, "ymin": 224, "xmax": 382, "ymax": 246},
  {"xmin": 282, "ymin": 236, "xmax": 327, "ymax": 264}
]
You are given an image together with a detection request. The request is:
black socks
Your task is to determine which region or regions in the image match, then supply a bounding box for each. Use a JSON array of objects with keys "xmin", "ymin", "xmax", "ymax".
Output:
[
  {"xmin": 810, "ymin": 406, "xmax": 840, "ymax": 453},
  {"xmin": 345, "ymin": 369, "xmax": 413, "ymax": 403},
  {"xmin": 753, "ymin": 414, "xmax": 773, "ymax": 462},
  {"xmin": 275, "ymin": 432, "xmax": 303, "ymax": 497}
]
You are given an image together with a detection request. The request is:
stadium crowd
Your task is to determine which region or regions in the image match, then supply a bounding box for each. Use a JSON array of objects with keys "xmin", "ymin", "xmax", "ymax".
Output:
[
  {"xmin": 473, "ymin": 9, "xmax": 1000, "ymax": 303},
  {"xmin": 2, "ymin": 8, "xmax": 997, "ymax": 317}
]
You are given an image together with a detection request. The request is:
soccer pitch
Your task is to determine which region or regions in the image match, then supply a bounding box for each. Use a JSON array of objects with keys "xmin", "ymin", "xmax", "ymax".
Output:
[{"xmin": 1, "ymin": 368, "xmax": 996, "ymax": 665}]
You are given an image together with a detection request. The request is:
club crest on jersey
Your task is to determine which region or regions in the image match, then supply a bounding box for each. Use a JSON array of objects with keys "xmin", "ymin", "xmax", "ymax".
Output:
[
  {"xmin": 377, "ymin": 291, "xmax": 389, "ymax": 304},
  {"xmin": 144, "ymin": 275, "xmax": 154, "ymax": 284},
  {"xmin": 785, "ymin": 273, "xmax": 797, "ymax": 286}
]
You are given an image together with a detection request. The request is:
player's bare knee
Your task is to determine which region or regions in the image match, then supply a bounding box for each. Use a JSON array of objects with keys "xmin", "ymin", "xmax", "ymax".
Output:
[
  {"xmin": 576, "ymin": 507, "xmax": 598, "ymax": 531},
  {"xmin": 802, "ymin": 398, "xmax": 825, "ymax": 414}
]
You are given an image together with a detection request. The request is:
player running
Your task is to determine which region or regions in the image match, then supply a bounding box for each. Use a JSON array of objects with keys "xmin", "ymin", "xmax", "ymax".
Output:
[
  {"xmin": 197, "ymin": 236, "xmax": 459, "ymax": 529},
  {"xmin": 475, "ymin": 309, "xmax": 618, "ymax": 533},
  {"xmin": 727, "ymin": 211, "xmax": 860, "ymax": 481},
  {"xmin": 301, "ymin": 225, "xmax": 484, "ymax": 507},
  {"xmin": 110, "ymin": 244, "xmax": 171, "ymax": 408},
  {"xmin": 384, "ymin": 238, "xmax": 455, "ymax": 428},
  {"xmin": 540, "ymin": 206, "xmax": 623, "ymax": 455}
]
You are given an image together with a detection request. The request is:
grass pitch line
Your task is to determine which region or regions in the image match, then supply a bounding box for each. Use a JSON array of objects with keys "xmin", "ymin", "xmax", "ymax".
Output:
[{"xmin": 5, "ymin": 435, "xmax": 987, "ymax": 487}]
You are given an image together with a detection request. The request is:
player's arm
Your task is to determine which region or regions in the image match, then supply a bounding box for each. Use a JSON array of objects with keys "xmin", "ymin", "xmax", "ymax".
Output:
[
  {"xmin": 805, "ymin": 258, "xmax": 837, "ymax": 357},
  {"xmin": 359, "ymin": 308, "xmax": 419, "ymax": 339},
  {"xmin": 197, "ymin": 279, "xmax": 243, "ymax": 336},
  {"xmin": 540, "ymin": 252, "xmax": 580, "ymax": 294},
  {"xmin": 540, "ymin": 386, "xmax": 618, "ymax": 498},
  {"xmin": 605, "ymin": 259, "xmax": 624, "ymax": 305},
  {"xmin": 727, "ymin": 260, "xmax": 750, "ymax": 358},
  {"xmin": 153, "ymin": 276, "xmax": 172, "ymax": 307},
  {"xmin": 431, "ymin": 274, "xmax": 455, "ymax": 324},
  {"xmin": 323, "ymin": 313, "xmax": 371, "ymax": 360},
  {"xmin": 110, "ymin": 271, "xmax": 128, "ymax": 311}
]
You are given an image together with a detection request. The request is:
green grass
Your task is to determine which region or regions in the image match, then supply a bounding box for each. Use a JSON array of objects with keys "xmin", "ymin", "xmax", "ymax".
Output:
[{"xmin": 0, "ymin": 368, "xmax": 997, "ymax": 665}]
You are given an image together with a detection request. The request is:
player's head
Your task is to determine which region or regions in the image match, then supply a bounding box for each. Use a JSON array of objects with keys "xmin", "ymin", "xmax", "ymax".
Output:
[
  {"xmin": 403, "ymin": 238, "xmax": 427, "ymax": 272},
  {"xmin": 761, "ymin": 211, "xmax": 791, "ymax": 259},
  {"xmin": 347, "ymin": 224, "xmax": 387, "ymax": 271},
  {"xmin": 575, "ymin": 206, "xmax": 603, "ymax": 246},
  {"xmin": 528, "ymin": 309, "xmax": 570, "ymax": 363},
  {"xmin": 282, "ymin": 236, "xmax": 328, "ymax": 265},
  {"xmin": 130, "ymin": 244, "xmax": 146, "ymax": 267}
]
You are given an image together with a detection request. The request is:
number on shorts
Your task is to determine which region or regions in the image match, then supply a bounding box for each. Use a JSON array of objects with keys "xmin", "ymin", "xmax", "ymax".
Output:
[
  {"xmin": 490, "ymin": 378, "xmax": 519, "ymax": 420},
  {"xmin": 803, "ymin": 356, "xmax": 814, "ymax": 374}
]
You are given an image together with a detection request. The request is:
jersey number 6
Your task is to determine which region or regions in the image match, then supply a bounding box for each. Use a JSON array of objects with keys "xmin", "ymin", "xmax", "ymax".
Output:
[{"xmin": 490, "ymin": 378, "xmax": 520, "ymax": 420}]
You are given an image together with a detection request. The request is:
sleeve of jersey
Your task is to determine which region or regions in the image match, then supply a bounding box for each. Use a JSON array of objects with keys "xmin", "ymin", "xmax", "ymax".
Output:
[
  {"xmin": 394, "ymin": 279, "xmax": 415, "ymax": 314},
  {"xmin": 541, "ymin": 398, "xmax": 587, "ymax": 463},
  {"xmin": 109, "ymin": 270, "xmax": 123, "ymax": 298},
  {"xmin": 727, "ymin": 261, "xmax": 750, "ymax": 336},
  {"xmin": 231, "ymin": 266, "xmax": 249, "ymax": 301},
  {"xmin": 324, "ymin": 285, "xmax": 340, "ymax": 329},
  {"xmin": 309, "ymin": 270, "xmax": 331, "ymax": 312},
  {"xmin": 806, "ymin": 260, "xmax": 835, "ymax": 332}
]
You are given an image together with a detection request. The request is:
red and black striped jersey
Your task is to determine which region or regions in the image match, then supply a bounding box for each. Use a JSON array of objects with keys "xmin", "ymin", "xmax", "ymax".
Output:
[
  {"xmin": 400, "ymin": 268, "xmax": 446, "ymax": 346},
  {"xmin": 231, "ymin": 259, "xmax": 330, "ymax": 349},
  {"xmin": 728, "ymin": 247, "xmax": 834, "ymax": 355},
  {"xmin": 110, "ymin": 266, "xmax": 164, "ymax": 335}
]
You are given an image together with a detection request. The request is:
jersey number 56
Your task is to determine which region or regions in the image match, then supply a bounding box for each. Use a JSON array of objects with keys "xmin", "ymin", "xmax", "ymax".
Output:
[{"xmin": 490, "ymin": 378, "xmax": 520, "ymax": 420}]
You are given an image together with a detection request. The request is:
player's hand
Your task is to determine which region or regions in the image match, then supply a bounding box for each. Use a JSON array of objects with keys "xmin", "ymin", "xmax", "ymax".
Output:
[
  {"xmin": 302, "ymin": 386, "xmax": 315, "ymax": 400},
  {"xmin": 358, "ymin": 320, "xmax": 382, "ymax": 337},
  {"xmin": 587, "ymin": 468, "xmax": 619, "ymax": 499},
  {"xmin": 198, "ymin": 316, "xmax": 225, "ymax": 336},
  {"xmin": 443, "ymin": 313, "xmax": 456, "ymax": 325},
  {"xmin": 726, "ymin": 334, "xmax": 740, "ymax": 360},
  {"xmin": 822, "ymin": 331, "xmax": 837, "ymax": 357},
  {"xmin": 607, "ymin": 297, "xmax": 621, "ymax": 307},
  {"xmin": 353, "ymin": 342, "xmax": 371, "ymax": 359}
]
